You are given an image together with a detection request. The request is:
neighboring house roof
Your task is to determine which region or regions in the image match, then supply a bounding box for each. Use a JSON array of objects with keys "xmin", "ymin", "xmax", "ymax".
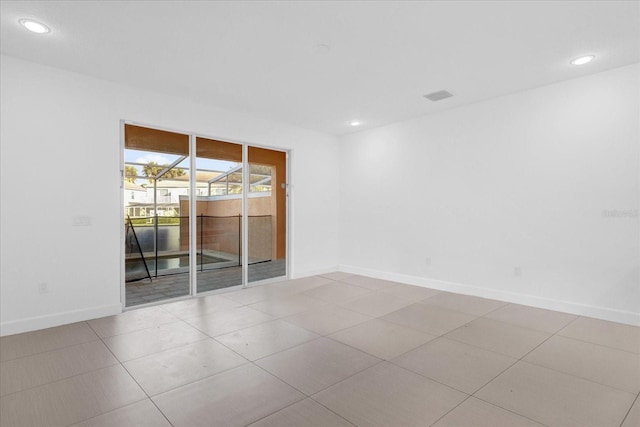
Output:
[
  {"xmin": 167, "ymin": 171, "xmax": 223, "ymax": 183},
  {"xmin": 125, "ymin": 181, "xmax": 146, "ymax": 191}
]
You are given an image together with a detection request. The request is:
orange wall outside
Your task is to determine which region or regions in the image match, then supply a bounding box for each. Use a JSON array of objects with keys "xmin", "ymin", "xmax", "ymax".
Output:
[
  {"xmin": 125, "ymin": 128, "xmax": 287, "ymax": 263},
  {"xmin": 179, "ymin": 196, "xmax": 276, "ymax": 261}
]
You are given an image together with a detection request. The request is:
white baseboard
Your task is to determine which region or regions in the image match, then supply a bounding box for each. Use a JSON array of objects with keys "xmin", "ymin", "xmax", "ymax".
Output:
[
  {"xmin": 292, "ymin": 265, "xmax": 340, "ymax": 280},
  {"xmin": 4, "ymin": 266, "xmax": 636, "ymax": 336},
  {"xmin": 338, "ymin": 264, "xmax": 640, "ymax": 326},
  {"xmin": 0, "ymin": 304, "xmax": 122, "ymax": 337}
]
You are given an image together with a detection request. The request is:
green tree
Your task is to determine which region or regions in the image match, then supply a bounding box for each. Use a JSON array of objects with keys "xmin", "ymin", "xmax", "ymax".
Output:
[
  {"xmin": 124, "ymin": 165, "xmax": 138, "ymax": 183},
  {"xmin": 142, "ymin": 162, "xmax": 186, "ymax": 183}
]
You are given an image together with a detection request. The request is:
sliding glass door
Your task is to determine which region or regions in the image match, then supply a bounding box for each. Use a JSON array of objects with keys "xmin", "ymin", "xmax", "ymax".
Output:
[
  {"xmin": 194, "ymin": 137, "xmax": 244, "ymax": 293},
  {"xmin": 123, "ymin": 125, "xmax": 191, "ymax": 306},
  {"xmin": 247, "ymin": 147, "xmax": 287, "ymax": 283},
  {"xmin": 122, "ymin": 123, "xmax": 287, "ymax": 307}
]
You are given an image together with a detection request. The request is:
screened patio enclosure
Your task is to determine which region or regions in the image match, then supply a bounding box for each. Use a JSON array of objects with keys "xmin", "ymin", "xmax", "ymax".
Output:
[{"xmin": 123, "ymin": 124, "xmax": 287, "ymax": 307}]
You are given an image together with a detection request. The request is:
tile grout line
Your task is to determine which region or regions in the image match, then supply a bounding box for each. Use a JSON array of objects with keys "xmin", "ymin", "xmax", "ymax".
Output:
[
  {"xmin": 308, "ymin": 295, "xmax": 512, "ymax": 364},
  {"xmin": 280, "ymin": 313, "xmax": 375, "ymax": 338},
  {"xmin": 0, "ymin": 339, "xmax": 121, "ymax": 399},
  {"xmin": 463, "ymin": 323, "xmax": 559, "ymax": 423},
  {"xmin": 303, "ymin": 397, "xmax": 359, "ymax": 427},
  {"xmin": 467, "ymin": 319, "xmax": 565, "ymax": 395},
  {"xmin": 515, "ymin": 322, "xmax": 639, "ymax": 396},
  {"xmin": 555, "ymin": 332, "xmax": 640, "ymax": 355},
  {"xmin": 555, "ymin": 314, "xmax": 640, "ymax": 355},
  {"xmin": 520, "ymin": 333, "xmax": 640, "ymax": 393},
  {"xmin": 465, "ymin": 315, "xmax": 633, "ymax": 426},
  {"xmin": 115, "ymin": 334, "xmax": 210, "ymax": 364},
  {"xmin": 387, "ymin": 361, "xmax": 474, "ymax": 397},
  {"xmin": 514, "ymin": 358, "xmax": 640, "ymax": 396},
  {"xmin": 553, "ymin": 321, "xmax": 640, "ymax": 355},
  {"xmin": 4, "ymin": 276, "xmax": 638, "ymax": 426},
  {"xmin": 148, "ymin": 358, "xmax": 255, "ymax": 397},
  {"xmin": 459, "ymin": 395, "xmax": 551, "ymax": 427},
  {"xmin": 305, "ymin": 359, "xmax": 388, "ymax": 421},
  {"xmin": 441, "ymin": 315, "xmax": 569, "ymax": 360},
  {"xmin": 98, "ymin": 319, "xmax": 210, "ymax": 363},
  {"xmin": 0, "ymin": 334, "xmax": 102, "ymax": 365},
  {"xmin": 90, "ymin": 316, "xmax": 181, "ymax": 339},
  {"xmin": 321, "ymin": 319, "xmax": 434, "ymax": 359},
  {"xmin": 619, "ymin": 391, "xmax": 639, "ymax": 427},
  {"xmin": 126, "ymin": 348, "xmax": 252, "ymax": 399},
  {"xmin": 384, "ymin": 344, "xmax": 518, "ymax": 397},
  {"xmin": 427, "ymin": 394, "xmax": 475, "ymax": 427},
  {"xmin": 250, "ymin": 349, "xmax": 388, "ymax": 421},
  {"xmin": 373, "ymin": 284, "xmax": 638, "ymax": 425},
  {"xmin": 415, "ymin": 310, "xmax": 575, "ymax": 426},
  {"xmin": 243, "ymin": 362, "xmax": 315, "ymax": 423},
  {"xmin": 85, "ymin": 318, "xmax": 176, "ymax": 427},
  {"xmin": 191, "ymin": 321, "xmax": 368, "ymax": 426},
  {"xmin": 0, "ymin": 323, "xmax": 101, "ymax": 364}
]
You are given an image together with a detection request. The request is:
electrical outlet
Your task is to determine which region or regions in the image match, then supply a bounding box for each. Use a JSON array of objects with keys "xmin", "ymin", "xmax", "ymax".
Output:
[
  {"xmin": 38, "ymin": 282, "xmax": 49, "ymax": 294},
  {"xmin": 514, "ymin": 267, "xmax": 522, "ymax": 277},
  {"xmin": 72, "ymin": 216, "xmax": 92, "ymax": 226}
]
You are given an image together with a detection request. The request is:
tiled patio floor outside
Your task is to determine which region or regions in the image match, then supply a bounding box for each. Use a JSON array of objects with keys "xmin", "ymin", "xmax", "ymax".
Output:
[{"xmin": 126, "ymin": 260, "xmax": 286, "ymax": 306}]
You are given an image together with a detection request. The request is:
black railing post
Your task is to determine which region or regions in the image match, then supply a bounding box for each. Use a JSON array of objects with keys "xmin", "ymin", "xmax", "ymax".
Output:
[
  {"xmin": 126, "ymin": 215, "xmax": 152, "ymax": 282},
  {"xmin": 200, "ymin": 213, "xmax": 204, "ymax": 272},
  {"xmin": 154, "ymin": 214, "xmax": 158, "ymax": 277}
]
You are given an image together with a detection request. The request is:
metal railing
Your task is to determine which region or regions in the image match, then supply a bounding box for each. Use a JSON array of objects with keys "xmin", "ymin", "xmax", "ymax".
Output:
[{"xmin": 125, "ymin": 214, "xmax": 272, "ymax": 282}]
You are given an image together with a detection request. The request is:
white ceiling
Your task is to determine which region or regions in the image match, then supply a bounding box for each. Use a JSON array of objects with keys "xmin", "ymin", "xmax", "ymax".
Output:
[{"xmin": 1, "ymin": 1, "xmax": 638, "ymax": 135}]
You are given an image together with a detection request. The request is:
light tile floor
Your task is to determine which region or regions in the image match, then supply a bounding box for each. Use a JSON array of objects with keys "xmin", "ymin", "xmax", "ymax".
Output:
[{"xmin": 1, "ymin": 273, "xmax": 639, "ymax": 427}]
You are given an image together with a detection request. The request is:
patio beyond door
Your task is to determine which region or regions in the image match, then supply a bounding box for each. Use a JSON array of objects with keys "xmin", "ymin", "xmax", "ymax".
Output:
[{"xmin": 122, "ymin": 124, "xmax": 287, "ymax": 307}]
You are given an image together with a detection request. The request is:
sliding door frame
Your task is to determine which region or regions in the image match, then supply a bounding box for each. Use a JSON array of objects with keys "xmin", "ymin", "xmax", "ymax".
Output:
[{"xmin": 119, "ymin": 120, "xmax": 290, "ymax": 311}]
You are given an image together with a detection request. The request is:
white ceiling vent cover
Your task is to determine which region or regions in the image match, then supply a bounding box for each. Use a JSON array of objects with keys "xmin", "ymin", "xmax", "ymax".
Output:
[{"xmin": 424, "ymin": 90, "xmax": 454, "ymax": 101}]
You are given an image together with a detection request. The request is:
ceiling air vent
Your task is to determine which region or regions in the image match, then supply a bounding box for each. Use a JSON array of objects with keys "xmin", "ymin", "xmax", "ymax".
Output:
[{"xmin": 424, "ymin": 90, "xmax": 454, "ymax": 102}]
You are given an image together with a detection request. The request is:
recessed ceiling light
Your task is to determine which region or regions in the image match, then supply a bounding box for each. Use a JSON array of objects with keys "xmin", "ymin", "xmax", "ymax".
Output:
[
  {"xmin": 570, "ymin": 55, "xmax": 594, "ymax": 65},
  {"xmin": 349, "ymin": 121, "xmax": 361, "ymax": 127},
  {"xmin": 19, "ymin": 19, "xmax": 50, "ymax": 34}
]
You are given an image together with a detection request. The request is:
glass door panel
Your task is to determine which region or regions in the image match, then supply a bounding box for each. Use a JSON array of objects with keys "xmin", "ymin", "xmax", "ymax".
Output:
[
  {"xmin": 247, "ymin": 147, "xmax": 287, "ymax": 283},
  {"xmin": 124, "ymin": 125, "xmax": 289, "ymax": 307},
  {"xmin": 195, "ymin": 137, "xmax": 244, "ymax": 293},
  {"xmin": 124, "ymin": 124, "xmax": 190, "ymax": 306}
]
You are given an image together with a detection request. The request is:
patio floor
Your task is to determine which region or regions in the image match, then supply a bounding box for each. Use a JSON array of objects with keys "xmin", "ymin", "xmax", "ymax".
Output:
[{"xmin": 126, "ymin": 259, "xmax": 286, "ymax": 306}]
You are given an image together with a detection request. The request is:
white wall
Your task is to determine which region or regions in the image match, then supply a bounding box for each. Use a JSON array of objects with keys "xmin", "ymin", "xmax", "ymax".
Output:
[
  {"xmin": 339, "ymin": 64, "xmax": 640, "ymax": 325},
  {"xmin": 2, "ymin": 55, "xmax": 637, "ymax": 334},
  {"xmin": 0, "ymin": 55, "xmax": 340, "ymax": 335}
]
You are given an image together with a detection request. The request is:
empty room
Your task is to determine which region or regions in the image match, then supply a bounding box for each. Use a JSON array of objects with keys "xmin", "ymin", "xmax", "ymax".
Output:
[{"xmin": 0, "ymin": 1, "xmax": 638, "ymax": 426}]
